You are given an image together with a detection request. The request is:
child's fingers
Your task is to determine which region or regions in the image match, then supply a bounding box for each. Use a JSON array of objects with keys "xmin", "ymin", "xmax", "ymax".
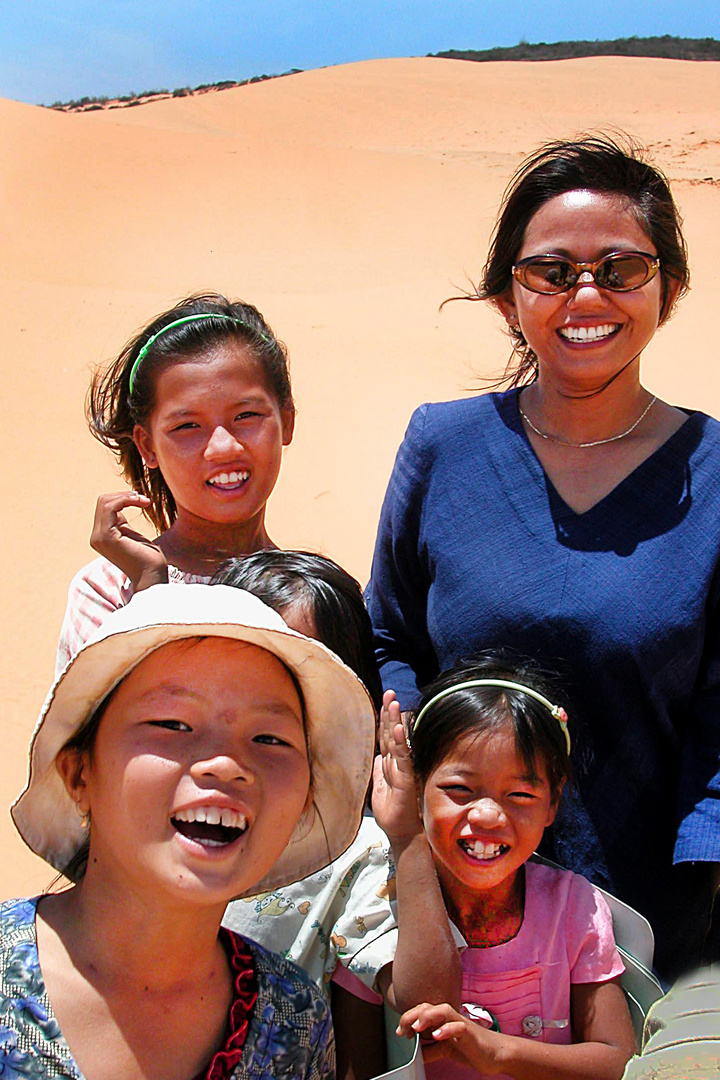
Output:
[
  {"xmin": 383, "ymin": 688, "xmax": 397, "ymax": 710},
  {"xmin": 92, "ymin": 492, "xmax": 151, "ymax": 539},
  {"xmin": 378, "ymin": 690, "xmax": 396, "ymax": 754},
  {"xmin": 397, "ymin": 1003, "xmax": 459, "ymax": 1036},
  {"xmin": 379, "ymin": 690, "xmax": 401, "ymax": 760},
  {"xmin": 390, "ymin": 716, "xmax": 410, "ymax": 754},
  {"xmin": 387, "ymin": 720, "xmax": 417, "ymax": 791},
  {"xmin": 94, "ymin": 491, "xmax": 152, "ymax": 518},
  {"xmin": 426, "ymin": 1021, "xmax": 466, "ymax": 1043}
]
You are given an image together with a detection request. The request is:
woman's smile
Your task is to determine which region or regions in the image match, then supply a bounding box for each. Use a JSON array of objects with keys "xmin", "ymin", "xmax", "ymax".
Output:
[
  {"xmin": 499, "ymin": 190, "xmax": 666, "ymax": 394},
  {"xmin": 557, "ymin": 322, "xmax": 621, "ymax": 344}
]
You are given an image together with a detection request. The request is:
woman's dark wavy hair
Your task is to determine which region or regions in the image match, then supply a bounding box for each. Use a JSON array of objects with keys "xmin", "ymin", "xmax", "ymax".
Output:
[
  {"xmin": 212, "ymin": 550, "xmax": 383, "ymax": 712},
  {"xmin": 456, "ymin": 134, "xmax": 690, "ymax": 387},
  {"xmin": 409, "ymin": 651, "xmax": 571, "ymax": 801},
  {"xmin": 87, "ymin": 293, "xmax": 294, "ymax": 532}
]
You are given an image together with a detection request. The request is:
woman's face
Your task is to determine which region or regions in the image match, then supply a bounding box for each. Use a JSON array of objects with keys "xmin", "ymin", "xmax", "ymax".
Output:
[
  {"xmin": 62, "ymin": 637, "xmax": 310, "ymax": 907},
  {"xmin": 497, "ymin": 190, "xmax": 679, "ymax": 396},
  {"xmin": 133, "ymin": 341, "xmax": 294, "ymax": 532}
]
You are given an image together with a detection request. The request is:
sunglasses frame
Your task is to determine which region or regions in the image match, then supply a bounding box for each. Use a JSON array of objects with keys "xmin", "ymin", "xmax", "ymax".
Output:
[{"xmin": 512, "ymin": 251, "xmax": 661, "ymax": 295}]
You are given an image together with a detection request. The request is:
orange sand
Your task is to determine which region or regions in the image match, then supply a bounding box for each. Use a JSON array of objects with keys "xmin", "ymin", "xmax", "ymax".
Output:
[{"xmin": 3, "ymin": 56, "xmax": 719, "ymax": 894}]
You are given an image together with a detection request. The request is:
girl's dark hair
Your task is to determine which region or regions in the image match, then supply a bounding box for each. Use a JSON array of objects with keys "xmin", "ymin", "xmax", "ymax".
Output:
[
  {"xmin": 410, "ymin": 652, "xmax": 570, "ymax": 800},
  {"xmin": 459, "ymin": 134, "xmax": 689, "ymax": 387},
  {"xmin": 212, "ymin": 550, "xmax": 383, "ymax": 712},
  {"xmin": 88, "ymin": 293, "xmax": 294, "ymax": 532}
]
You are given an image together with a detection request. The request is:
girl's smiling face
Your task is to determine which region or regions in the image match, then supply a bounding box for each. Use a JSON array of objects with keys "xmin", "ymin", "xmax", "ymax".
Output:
[
  {"xmin": 60, "ymin": 637, "xmax": 310, "ymax": 907},
  {"xmin": 133, "ymin": 341, "xmax": 294, "ymax": 534},
  {"xmin": 497, "ymin": 190, "xmax": 678, "ymax": 396},
  {"xmin": 421, "ymin": 724, "xmax": 559, "ymax": 906}
]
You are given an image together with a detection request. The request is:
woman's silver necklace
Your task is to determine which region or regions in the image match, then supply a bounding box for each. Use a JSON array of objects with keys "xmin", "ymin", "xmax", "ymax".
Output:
[{"xmin": 519, "ymin": 395, "xmax": 657, "ymax": 449}]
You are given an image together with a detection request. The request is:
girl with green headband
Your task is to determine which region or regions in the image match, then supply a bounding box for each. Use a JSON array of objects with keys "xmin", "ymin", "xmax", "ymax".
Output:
[
  {"xmin": 56, "ymin": 293, "xmax": 295, "ymax": 673},
  {"xmin": 372, "ymin": 653, "xmax": 635, "ymax": 1080}
]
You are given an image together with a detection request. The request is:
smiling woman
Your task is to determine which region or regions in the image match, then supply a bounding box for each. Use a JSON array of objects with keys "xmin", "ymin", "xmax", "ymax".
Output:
[
  {"xmin": 366, "ymin": 135, "xmax": 720, "ymax": 982},
  {"xmin": 55, "ymin": 293, "xmax": 295, "ymax": 673},
  {"xmin": 7, "ymin": 583, "xmax": 376, "ymax": 1080}
]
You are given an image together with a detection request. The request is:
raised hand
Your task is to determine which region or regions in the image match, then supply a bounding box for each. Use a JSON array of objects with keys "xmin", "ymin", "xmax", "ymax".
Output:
[
  {"xmin": 90, "ymin": 492, "xmax": 169, "ymax": 591},
  {"xmin": 372, "ymin": 690, "xmax": 422, "ymax": 844}
]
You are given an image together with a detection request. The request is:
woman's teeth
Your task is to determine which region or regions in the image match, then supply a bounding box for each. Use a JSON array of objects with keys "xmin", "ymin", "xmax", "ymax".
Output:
[
  {"xmin": 558, "ymin": 323, "xmax": 618, "ymax": 343},
  {"xmin": 208, "ymin": 471, "xmax": 249, "ymax": 486},
  {"xmin": 460, "ymin": 839, "xmax": 508, "ymax": 861}
]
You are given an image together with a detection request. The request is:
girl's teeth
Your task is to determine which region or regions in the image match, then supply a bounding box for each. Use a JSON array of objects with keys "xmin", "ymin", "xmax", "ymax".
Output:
[
  {"xmin": 209, "ymin": 471, "xmax": 249, "ymax": 485},
  {"xmin": 463, "ymin": 839, "xmax": 504, "ymax": 860},
  {"xmin": 559, "ymin": 324, "xmax": 618, "ymax": 342},
  {"xmin": 173, "ymin": 806, "xmax": 247, "ymax": 830}
]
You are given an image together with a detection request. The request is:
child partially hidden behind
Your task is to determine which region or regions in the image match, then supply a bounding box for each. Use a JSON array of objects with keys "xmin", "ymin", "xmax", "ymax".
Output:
[{"xmin": 217, "ymin": 552, "xmax": 458, "ymax": 1080}]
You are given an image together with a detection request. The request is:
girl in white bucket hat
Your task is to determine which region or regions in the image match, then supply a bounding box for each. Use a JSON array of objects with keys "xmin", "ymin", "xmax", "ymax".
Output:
[{"xmin": 5, "ymin": 582, "xmax": 376, "ymax": 1080}]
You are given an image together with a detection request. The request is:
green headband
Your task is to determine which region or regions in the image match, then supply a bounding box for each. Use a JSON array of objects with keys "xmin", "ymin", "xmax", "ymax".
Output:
[
  {"xmin": 128, "ymin": 313, "xmax": 269, "ymax": 395},
  {"xmin": 412, "ymin": 678, "xmax": 571, "ymax": 754}
]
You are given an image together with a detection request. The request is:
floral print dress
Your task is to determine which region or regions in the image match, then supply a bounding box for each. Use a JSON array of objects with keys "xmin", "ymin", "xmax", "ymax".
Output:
[{"xmin": 0, "ymin": 897, "xmax": 334, "ymax": 1080}]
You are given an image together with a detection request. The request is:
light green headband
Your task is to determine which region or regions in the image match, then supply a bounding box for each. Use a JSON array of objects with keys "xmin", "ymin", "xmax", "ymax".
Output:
[
  {"xmin": 412, "ymin": 678, "xmax": 571, "ymax": 754},
  {"xmin": 128, "ymin": 313, "xmax": 269, "ymax": 395}
]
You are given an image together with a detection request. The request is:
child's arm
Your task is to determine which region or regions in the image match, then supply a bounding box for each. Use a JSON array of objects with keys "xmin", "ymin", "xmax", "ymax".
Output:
[
  {"xmin": 90, "ymin": 492, "xmax": 169, "ymax": 591},
  {"xmin": 372, "ymin": 690, "xmax": 462, "ymax": 1014},
  {"xmin": 397, "ymin": 978, "xmax": 635, "ymax": 1080}
]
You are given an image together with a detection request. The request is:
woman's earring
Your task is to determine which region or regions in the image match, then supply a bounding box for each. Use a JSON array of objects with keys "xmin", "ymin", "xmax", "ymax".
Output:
[{"xmin": 74, "ymin": 801, "xmax": 90, "ymax": 830}]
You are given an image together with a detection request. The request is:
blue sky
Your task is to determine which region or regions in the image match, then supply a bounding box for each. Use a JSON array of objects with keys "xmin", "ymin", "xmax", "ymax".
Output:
[{"xmin": 3, "ymin": 0, "xmax": 719, "ymax": 105}]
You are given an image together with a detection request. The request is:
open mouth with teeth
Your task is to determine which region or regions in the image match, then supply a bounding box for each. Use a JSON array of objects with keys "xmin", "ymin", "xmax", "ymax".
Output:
[
  {"xmin": 557, "ymin": 323, "xmax": 620, "ymax": 344},
  {"xmin": 459, "ymin": 839, "xmax": 510, "ymax": 862},
  {"xmin": 171, "ymin": 806, "xmax": 248, "ymax": 848},
  {"xmin": 207, "ymin": 470, "xmax": 250, "ymax": 491}
]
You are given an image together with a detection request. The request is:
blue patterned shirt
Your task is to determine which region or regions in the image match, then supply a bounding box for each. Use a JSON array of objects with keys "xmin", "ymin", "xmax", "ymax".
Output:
[{"xmin": 0, "ymin": 897, "xmax": 334, "ymax": 1080}]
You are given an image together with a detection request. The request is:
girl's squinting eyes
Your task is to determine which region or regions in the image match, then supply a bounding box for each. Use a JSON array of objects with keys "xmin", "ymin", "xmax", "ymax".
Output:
[
  {"xmin": 253, "ymin": 733, "xmax": 292, "ymax": 747},
  {"xmin": 147, "ymin": 719, "xmax": 192, "ymax": 732}
]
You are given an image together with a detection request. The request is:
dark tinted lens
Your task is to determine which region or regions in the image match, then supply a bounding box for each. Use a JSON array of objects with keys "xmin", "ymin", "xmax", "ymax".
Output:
[
  {"xmin": 520, "ymin": 259, "xmax": 575, "ymax": 294},
  {"xmin": 595, "ymin": 254, "xmax": 652, "ymax": 290}
]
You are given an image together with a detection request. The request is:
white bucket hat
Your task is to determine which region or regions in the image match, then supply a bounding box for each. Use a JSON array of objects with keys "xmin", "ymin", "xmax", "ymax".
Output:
[{"xmin": 12, "ymin": 583, "xmax": 377, "ymax": 894}]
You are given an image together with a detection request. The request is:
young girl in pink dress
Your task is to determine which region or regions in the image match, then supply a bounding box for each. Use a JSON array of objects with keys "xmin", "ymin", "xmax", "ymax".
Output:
[{"xmin": 378, "ymin": 653, "xmax": 636, "ymax": 1080}]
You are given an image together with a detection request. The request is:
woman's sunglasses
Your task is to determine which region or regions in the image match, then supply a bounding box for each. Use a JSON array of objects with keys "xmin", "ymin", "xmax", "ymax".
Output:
[{"xmin": 512, "ymin": 251, "xmax": 660, "ymax": 295}]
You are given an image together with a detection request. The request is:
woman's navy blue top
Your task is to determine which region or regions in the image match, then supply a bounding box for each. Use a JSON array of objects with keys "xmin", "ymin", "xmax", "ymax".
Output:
[{"xmin": 366, "ymin": 387, "xmax": 720, "ymax": 980}]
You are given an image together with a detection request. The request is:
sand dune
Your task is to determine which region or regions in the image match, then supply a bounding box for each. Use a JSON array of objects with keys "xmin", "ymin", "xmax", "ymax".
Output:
[{"xmin": 3, "ymin": 56, "xmax": 719, "ymax": 894}]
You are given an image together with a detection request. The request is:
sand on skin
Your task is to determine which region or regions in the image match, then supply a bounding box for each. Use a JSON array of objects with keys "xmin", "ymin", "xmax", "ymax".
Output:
[{"xmin": 2, "ymin": 56, "xmax": 719, "ymax": 895}]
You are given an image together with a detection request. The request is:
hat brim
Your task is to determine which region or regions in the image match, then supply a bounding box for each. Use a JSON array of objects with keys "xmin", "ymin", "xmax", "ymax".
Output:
[{"xmin": 12, "ymin": 584, "xmax": 376, "ymax": 894}]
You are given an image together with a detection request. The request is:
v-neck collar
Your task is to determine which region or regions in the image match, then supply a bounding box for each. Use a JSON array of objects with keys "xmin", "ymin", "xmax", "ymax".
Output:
[{"xmin": 486, "ymin": 388, "xmax": 701, "ymax": 553}]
